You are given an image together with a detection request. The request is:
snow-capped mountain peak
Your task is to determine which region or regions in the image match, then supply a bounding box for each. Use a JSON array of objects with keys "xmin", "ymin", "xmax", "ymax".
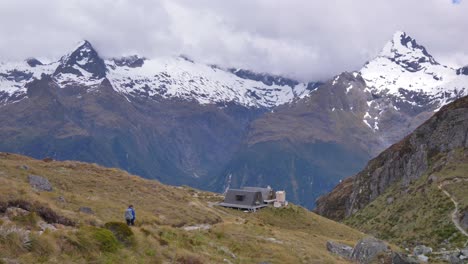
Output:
[
  {"xmin": 361, "ymin": 31, "xmax": 466, "ymax": 96},
  {"xmin": 53, "ymin": 40, "xmax": 106, "ymax": 88},
  {"xmin": 54, "ymin": 40, "xmax": 106, "ymax": 78},
  {"xmin": 0, "ymin": 40, "xmax": 315, "ymax": 108},
  {"xmin": 378, "ymin": 31, "xmax": 438, "ymax": 72},
  {"xmin": 358, "ymin": 31, "xmax": 467, "ymax": 134}
]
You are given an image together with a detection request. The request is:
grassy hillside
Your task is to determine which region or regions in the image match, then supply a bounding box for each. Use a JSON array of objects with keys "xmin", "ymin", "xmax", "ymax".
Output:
[
  {"xmin": 0, "ymin": 152, "xmax": 366, "ymax": 263},
  {"xmin": 345, "ymin": 148, "xmax": 468, "ymax": 249}
]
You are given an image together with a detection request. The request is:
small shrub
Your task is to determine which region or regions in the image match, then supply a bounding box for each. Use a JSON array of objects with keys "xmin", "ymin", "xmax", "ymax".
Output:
[
  {"xmin": 42, "ymin": 157, "xmax": 53, "ymax": 163},
  {"xmin": 0, "ymin": 226, "xmax": 31, "ymax": 255},
  {"xmin": 92, "ymin": 228, "xmax": 120, "ymax": 253},
  {"xmin": 140, "ymin": 227, "xmax": 152, "ymax": 237},
  {"xmin": 0, "ymin": 200, "xmax": 7, "ymax": 213},
  {"xmin": 30, "ymin": 233, "xmax": 57, "ymax": 260},
  {"xmin": 158, "ymin": 238, "xmax": 169, "ymax": 246},
  {"xmin": 77, "ymin": 227, "xmax": 120, "ymax": 253},
  {"xmin": 145, "ymin": 248, "xmax": 157, "ymax": 256},
  {"xmin": 12, "ymin": 212, "xmax": 38, "ymax": 228},
  {"xmin": 171, "ymin": 221, "xmax": 187, "ymax": 228},
  {"xmin": 176, "ymin": 255, "xmax": 204, "ymax": 264},
  {"xmin": 104, "ymin": 222, "xmax": 134, "ymax": 246},
  {"xmin": 214, "ymin": 230, "xmax": 225, "ymax": 239}
]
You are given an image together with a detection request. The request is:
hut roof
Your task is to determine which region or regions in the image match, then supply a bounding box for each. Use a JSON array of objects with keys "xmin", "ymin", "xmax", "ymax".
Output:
[
  {"xmin": 242, "ymin": 186, "xmax": 273, "ymax": 201},
  {"xmin": 218, "ymin": 189, "xmax": 267, "ymax": 210}
]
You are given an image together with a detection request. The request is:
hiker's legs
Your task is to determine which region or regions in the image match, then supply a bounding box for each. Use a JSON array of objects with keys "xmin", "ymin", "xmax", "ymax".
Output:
[
  {"xmin": 126, "ymin": 219, "xmax": 131, "ymax": 226},
  {"xmin": 131, "ymin": 218, "xmax": 135, "ymax": 226}
]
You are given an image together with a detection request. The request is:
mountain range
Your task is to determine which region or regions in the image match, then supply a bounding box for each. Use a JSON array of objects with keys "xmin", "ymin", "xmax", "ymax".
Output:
[{"xmin": 0, "ymin": 31, "xmax": 466, "ymax": 208}]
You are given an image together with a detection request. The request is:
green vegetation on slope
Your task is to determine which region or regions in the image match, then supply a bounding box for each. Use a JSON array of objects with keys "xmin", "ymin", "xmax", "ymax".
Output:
[
  {"xmin": 345, "ymin": 148, "xmax": 468, "ymax": 249},
  {"xmin": 0, "ymin": 152, "xmax": 365, "ymax": 263}
]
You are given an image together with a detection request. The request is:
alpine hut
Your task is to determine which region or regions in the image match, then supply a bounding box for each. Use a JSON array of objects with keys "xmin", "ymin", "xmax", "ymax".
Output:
[{"xmin": 218, "ymin": 189, "xmax": 268, "ymax": 210}]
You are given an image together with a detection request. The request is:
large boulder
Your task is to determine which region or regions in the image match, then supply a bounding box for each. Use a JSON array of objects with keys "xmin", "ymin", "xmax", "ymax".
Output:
[
  {"xmin": 326, "ymin": 241, "xmax": 353, "ymax": 259},
  {"xmin": 28, "ymin": 175, "xmax": 53, "ymax": 192},
  {"xmin": 351, "ymin": 237, "xmax": 389, "ymax": 264}
]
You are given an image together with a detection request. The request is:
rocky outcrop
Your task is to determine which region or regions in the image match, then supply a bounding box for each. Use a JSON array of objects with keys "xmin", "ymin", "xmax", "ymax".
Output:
[
  {"xmin": 326, "ymin": 237, "xmax": 418, "ymax": 264},
  {"xmin": 28, "ymin": 175, "xmax": 53, "ymax": 192},
  {"xmin": 315, "ymin": 177, "xmax": 354, "ymax": 220},
  {"xmin": 351, "ymin": 237, "xmax": 390, "ymax": 264},
  {"xmin": 316, "ymin": 95, "xmax": 468, "ymax": 219},
  {"xmin": 326, "ymin": 241, "xmax": 353, "ymax": 259}
]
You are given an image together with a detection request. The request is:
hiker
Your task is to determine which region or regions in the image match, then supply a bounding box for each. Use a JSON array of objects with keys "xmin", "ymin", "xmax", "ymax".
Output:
[{"xmin": 125, "ymin": 205, "xmax": 136, "ymax": 226}]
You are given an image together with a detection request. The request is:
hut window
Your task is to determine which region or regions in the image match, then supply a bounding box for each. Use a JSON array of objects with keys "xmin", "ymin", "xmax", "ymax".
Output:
[{"xmin": 235, "ymin": 195, "xmax": 244, "ymax": 201}]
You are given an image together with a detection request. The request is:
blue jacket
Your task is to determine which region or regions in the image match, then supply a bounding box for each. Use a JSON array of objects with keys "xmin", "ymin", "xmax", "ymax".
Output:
[{"xmin": 131, "ymin": 208, "xmax": 136, "ymax": 219}]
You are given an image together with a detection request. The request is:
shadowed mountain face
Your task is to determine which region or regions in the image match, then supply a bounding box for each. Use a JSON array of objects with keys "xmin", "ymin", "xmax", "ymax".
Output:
[
  {"xmin": 0, "ymin": 32, "xmax": 467, "ymax": 208},
  {"xmin": 315, "ymin": 95, "xmax": 468, "ymax": 220},
  {"xmin": 315, "ymin": 95, "xmax": 468, "ymax": 249},
  {"xmin": 0, "ymin": 76, "xmax": 263, "ymax": 186}
]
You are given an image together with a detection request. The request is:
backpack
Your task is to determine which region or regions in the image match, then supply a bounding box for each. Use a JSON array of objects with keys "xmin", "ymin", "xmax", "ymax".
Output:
[{"xmin": 125, "ymin": 208, "xmax": 133, "ymax": 220}]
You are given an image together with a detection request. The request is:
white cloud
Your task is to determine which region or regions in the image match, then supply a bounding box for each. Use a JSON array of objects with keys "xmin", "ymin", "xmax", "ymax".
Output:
[{"xmin": 0, "ymin": 0, "xmax": 467, "ymax": 81}]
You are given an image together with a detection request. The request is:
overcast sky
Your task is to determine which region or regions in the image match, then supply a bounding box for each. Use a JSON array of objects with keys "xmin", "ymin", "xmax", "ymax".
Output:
[{"xmin": 0, "ymin": 0, "xmax": 467, "ymax": 81}]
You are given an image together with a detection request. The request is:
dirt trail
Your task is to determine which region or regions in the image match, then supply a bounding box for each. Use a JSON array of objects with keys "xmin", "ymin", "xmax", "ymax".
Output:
[{"xmin": 437, "ymin": 179, "xmax": 468, "ymax": 238}]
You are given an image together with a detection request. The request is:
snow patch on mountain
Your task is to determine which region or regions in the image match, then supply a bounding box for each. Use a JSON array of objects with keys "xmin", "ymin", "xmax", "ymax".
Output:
[
  {"xmin": 0, "ymin": 60, "xmax": 57, "ymax": 104},
  {"xmin": 106, "ymin": 56, "xmax": 310, "ymax": 108},
  {"xmin": 0, "ymin": 41, "xmax": 312, "ymax": 108}
]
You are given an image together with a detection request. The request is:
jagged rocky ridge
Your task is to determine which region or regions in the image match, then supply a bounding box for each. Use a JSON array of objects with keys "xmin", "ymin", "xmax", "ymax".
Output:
[{"xmin": 0, "ymin": 41, "xmax": 317, "ymax": 108}]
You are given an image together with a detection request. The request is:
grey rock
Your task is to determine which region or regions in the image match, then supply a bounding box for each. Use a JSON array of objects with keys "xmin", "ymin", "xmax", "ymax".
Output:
[
  {"xmin": 57, "ymin": 196, "xmax": 66, "ymax": 203},
  {"xmin": 386, "ymin": 196, "xmax": 394, "ymax": 204},
  {"xmin": 461, "ymin": 248, "xmax": 468, "ymax": 257},
  {"xmin": 19, "ymin": 165, "xmax": 29, "ymax": 170},
  {"xmin": 392, "ymin": 252, "xmax": 419, "ymax": 264},
  {"xmin": 413, "ymin": 245, "xmax": 432, "ymax": 256},
  {"xmin": 326, "ymin": 241, "xmax": 353, "ymax": 259},
  {"xmin": 417, "ymin": 255, "xmax": 429, "ymax": 262},
  {"xmin": 448, "ymin": 253, "xmax": 462, "ymax": 264},
  {"xmin": 460, "ymin": 211, "xmax": 468, "ymax": 231},
  {"xmin": 28, "ymin": 174, "xmax": 53, "ymax": 192},
  {"xmin": 427, "ymin": 174, "xmax": 438, "ymax": 184},
  {"xmin": 351, "ymin": 237, "xmax": 389, "ymax": 264},
  {"xmin": 79, "ymin": 207, "xmax": 94, "ymax": 215}
]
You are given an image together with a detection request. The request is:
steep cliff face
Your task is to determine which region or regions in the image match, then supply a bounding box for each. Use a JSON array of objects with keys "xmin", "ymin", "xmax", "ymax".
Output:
[{"xmin": 315, "ymin": 95, "xmax": 468, "ymax": 220}]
